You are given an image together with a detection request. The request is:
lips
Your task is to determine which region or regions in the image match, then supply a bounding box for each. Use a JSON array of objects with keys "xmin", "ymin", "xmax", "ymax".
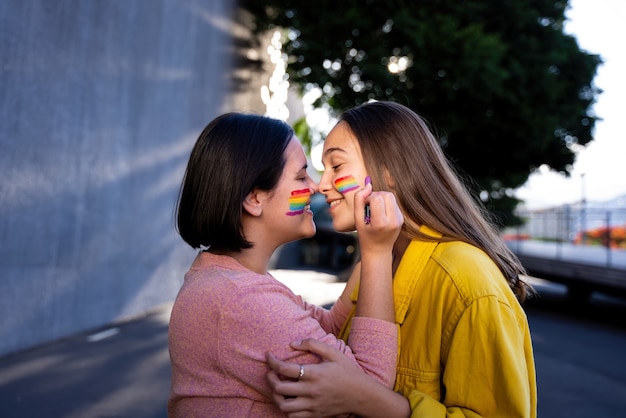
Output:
[{"xmin": 327, "ymin": 198, "xmax": 344, "ymax": 210}]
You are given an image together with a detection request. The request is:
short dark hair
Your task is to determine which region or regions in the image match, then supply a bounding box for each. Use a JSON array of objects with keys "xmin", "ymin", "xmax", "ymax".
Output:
[{"xmin": 176, "ymin": 112, "xmax": 294, "ymax": 251}]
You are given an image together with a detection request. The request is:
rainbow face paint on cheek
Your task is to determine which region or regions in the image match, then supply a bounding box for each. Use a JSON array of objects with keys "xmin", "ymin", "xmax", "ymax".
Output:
[
  {"xmin": 286, "ymin": 189, "xmax": 311, "ymax": 216},
  {"xmin": 334, "ymin": 175, "xmax": 359, "ymax": 194}
]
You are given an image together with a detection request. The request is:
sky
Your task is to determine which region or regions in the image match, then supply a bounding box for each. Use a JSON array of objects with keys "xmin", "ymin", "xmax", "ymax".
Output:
[{"xmin": 514, "ymin": 0, "xmax": 626, "ymax": 209}]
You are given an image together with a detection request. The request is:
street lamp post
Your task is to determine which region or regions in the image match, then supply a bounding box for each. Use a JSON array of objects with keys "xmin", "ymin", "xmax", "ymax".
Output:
[{"xmin": 580, "ymin": 173, "xmax": 587, "ymax": 245}]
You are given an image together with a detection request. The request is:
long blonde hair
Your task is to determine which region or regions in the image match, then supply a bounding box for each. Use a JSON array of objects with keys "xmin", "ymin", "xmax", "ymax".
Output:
[{"xmin": 340, "ymin": 101, "xmax": 533, "ymax": 302}]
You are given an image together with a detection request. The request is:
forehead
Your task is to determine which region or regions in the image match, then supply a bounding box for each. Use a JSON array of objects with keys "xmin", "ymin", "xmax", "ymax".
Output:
[
  {"xmin": 284, "ymin": 135, "xmax": 306, "ymax": 166},
  {"xmin": 322, "ymin": 122, "xmax": 361, "ymax": 158}
]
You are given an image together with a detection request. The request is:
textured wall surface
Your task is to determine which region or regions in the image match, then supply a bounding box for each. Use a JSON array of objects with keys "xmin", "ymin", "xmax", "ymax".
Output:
[{"xmin": 0, "ymin": 0, "xmax": 267, "ymax": 357}]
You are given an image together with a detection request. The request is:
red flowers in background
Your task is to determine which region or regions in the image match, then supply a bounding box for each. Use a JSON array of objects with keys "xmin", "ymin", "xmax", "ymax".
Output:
[{"xmin": 575, "ymin": 224, "xmax": 626, "ymax": 248}]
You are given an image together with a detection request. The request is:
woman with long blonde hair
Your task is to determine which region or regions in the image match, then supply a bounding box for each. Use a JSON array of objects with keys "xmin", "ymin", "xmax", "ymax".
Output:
[{"xmin": 267, "ymin": 101, "xmax": 537, "ymax": 417}]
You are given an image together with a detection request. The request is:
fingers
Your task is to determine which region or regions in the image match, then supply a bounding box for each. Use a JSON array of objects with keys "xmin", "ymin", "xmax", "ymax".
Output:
[
  {"xmin": 267, "ymin": 372, "xmax": 313, "ymax": 417},
  {"xmin": 267, "ymin": 369, "xmax": 306, "ymax": 398},
  {"xmin": 267, "ymin": 352, "xmax": 303, "ymax": 380},
  {"xmin": 380, "ymin": 191, "xmax": 404, "ymax": 227},
  {"xmin": 352, "ymin": 176, "xmax": 403, "ymax": 231},
  {"xmin": 359, "ymin": 192, "xmax": 403, "ymax": 232},
  {"xmin": 267, "ymin": 341, "xmax": 353, "ymax": 417},
  {"xmin": 267, "ymin": 365, "xmax": 319, "ymax": 414},
  {"xmin": 353, "ymin": 179, "xmax": 372, "ymax": 226}
]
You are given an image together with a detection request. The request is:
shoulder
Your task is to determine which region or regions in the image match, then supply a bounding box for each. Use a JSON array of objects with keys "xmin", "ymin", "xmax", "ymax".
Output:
[
  {"xmin": 433, "ymin": 240, "xmax": 494, "ymax": 270},
  {"xmin": 429, "ymin": 241, "xmax": 513, "ymax": 303},
  {"xmin": 178, "ymin": 253, "xmax": 296, "ymax": 311}
]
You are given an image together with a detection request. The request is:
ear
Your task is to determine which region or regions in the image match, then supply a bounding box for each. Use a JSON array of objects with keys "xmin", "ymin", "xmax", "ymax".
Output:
[{"xmin": 242, "ymin": 188, "xmax": 265, "ymax": 217}]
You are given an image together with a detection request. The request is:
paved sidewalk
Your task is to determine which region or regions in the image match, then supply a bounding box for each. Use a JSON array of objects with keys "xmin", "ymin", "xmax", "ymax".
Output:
[
  {"xmin": 0, "ymin": 270, "xmax": 343, "ymax": 418},
  {"xmin": 2, "ymin": 270, "xmax": 626, "ymax": 418}
]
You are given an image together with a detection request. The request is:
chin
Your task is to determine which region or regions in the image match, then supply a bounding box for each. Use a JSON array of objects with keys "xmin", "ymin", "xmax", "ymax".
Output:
[
  {"xmin": 302, "ymin": 223, "xmax": 317, "ymax": 238},
  {"xmin": 332, "ymin": 219, "xmax": 356, "ymax": 233}
]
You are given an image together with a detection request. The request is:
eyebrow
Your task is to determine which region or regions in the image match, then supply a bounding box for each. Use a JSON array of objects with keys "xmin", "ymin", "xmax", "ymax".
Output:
[
  {"xmin": 323, "ymin": 147, "xmax": 347, "ymax": 158},
  {"xmin": 296, "ymin": 162, "xmax": 308, "ymax": 174}
]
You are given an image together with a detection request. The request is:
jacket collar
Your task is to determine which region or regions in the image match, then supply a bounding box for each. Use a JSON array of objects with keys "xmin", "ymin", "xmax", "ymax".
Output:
[{"xmin": 392, "ymin": 226, "xmax": 441, "ymax": 324}]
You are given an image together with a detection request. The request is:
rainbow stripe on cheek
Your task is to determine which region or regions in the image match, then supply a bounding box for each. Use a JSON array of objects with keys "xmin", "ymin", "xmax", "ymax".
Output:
[
  {"xmin": 286, "ymin": 189, "xmax": 311, "ymax": 216},
  {"xmin": 335, "ymin": 175, "xmax": 359, "ymax": 194}
]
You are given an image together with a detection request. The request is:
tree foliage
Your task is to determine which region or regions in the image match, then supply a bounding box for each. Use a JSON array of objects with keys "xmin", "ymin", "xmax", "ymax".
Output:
[{"xmin": 241, "ymin": 0, "xmax": 602, "ymax": 226}]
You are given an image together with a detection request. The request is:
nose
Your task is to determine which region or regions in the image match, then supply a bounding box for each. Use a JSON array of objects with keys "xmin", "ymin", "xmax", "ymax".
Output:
[
  {"xmin": 318, "ymin": 170, "xmax": 333, "ymax": 195},
  {"xmin": 306, "ymin": 175, "xmax": 319, "ymax": 195}
]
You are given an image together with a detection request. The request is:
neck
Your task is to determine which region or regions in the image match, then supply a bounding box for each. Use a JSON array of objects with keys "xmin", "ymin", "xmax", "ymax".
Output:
[
  {"xmin": 214, "ymin": 246, "xmax": 274, "ymax": 276},
  {"xmin": 393, "ymin": 232, "xmax": 411, "ymax": 257}
]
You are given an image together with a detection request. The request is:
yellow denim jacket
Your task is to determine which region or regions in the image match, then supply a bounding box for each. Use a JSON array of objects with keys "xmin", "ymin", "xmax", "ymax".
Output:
[{"xmin": 339, "ymin": 227, "xmax": 537, "ymax": 417}]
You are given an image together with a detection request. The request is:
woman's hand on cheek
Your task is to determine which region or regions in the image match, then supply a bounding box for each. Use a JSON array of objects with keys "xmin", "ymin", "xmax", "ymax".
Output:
[
  {"xmin": 266, "ymin": 339, "xmax": 363, "ymax": 417},
  {"xmin": 354, "ymin": 182, "xmax": 403, "ymax": 256}
]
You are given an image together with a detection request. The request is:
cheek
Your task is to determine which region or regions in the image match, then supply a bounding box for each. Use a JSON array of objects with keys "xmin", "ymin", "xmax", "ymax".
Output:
[
  {"xmin": 285, "ymin": 189, "xmax": 311, "ymax": 216},
  {"xmin": 332, "ymin": 210, "xmax": 356, "ymax": 233},
  {"xmin": 334, "ymin": 175, "xmax": 359, "ymax": 194}
]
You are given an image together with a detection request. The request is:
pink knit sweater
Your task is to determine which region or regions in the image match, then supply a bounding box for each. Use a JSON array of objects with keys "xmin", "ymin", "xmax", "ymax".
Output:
[{"xmin": 168, "ymin": 251, "xmax": 397, "ymax": 417}]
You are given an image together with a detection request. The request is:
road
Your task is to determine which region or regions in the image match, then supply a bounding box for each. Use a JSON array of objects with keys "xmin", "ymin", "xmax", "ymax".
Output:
[
  {"xmin": 524, "ymin": 276, "xmax": 626, "ymax": 417},
  {"xmin": 0, "ymin": 271, "xmax": 625, "ymax": 417}
]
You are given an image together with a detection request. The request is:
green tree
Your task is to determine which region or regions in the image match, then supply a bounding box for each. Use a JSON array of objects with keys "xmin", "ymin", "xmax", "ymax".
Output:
[{"xmin": 241, "ymin": 0, "xmax": 602, "ymax": 226}]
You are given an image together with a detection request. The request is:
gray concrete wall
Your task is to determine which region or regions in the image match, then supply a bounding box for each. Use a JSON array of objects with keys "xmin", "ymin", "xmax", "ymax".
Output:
[{"xmin": 0, "ymin": 0, "xmax": 268, "ymax": 357}]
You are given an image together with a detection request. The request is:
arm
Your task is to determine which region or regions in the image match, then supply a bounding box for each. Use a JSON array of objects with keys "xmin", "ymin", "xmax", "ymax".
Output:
[
  {"xmin": 301, "ymin": 185, "xmax": 402, "ymax": 338},
  {"xmin": 337, "ymin": 260, "xmax": 360, "ymax": 315},
  {"xmin": 251, "ymin": 185, "xmax": 403, "ymax": 394},
  {"xmin": 221, "ymin": 279, "xmax": 398, "ymax": 399},
  {"xmin": 267, "ymin": 338, "xmax": 411, "ymax": 418},
  {"xmin": 313, "ymin": 182, "xmax": 402, "ymax": 330},
  {"xmin": 266, "ymin": 300, "xmax": 535, "ymax": 418},
  {"xmin": 352, "ymin": 187, "xmax": 400, "ymax": 323}
]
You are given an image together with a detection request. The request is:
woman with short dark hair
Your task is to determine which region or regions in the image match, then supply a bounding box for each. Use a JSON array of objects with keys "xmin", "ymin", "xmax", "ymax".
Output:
[{"xmin": 168, "ymin": 112, "xmax": 404, "ymax": 416}]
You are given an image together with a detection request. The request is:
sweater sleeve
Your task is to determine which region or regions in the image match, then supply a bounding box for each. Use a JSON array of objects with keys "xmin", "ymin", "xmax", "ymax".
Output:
[
  {"xmin": 219, "ymin": 278, "xmax": 398, "ymax": 399},
  {"xmin": 302, "ymin": 293, "xmax": 351, "ymax": 335}
]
